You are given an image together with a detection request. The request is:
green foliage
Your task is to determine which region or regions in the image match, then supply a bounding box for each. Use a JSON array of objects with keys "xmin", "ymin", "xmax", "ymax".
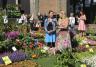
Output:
[
  {"xmin": 32, "ymin": 55, "xmax": 57, "ymax": 67},
  {"xmin": 75, "ymin": 49, "xmax": 96, "ymax": 61},
  {"xmin": 18, "ymin": 33, "xmax": 24, "ymax": 39},
  {"xmin": 86, "ymin": 25, "xmax": 96, "ymax": 36},
  {"xmin": 0, "ymin": 39, "xmax": 21, "ymax": 53},
  {"xmin": 73, "ymin": 35, "xmax": 87, "ymax": 46},
  {"xmin": 7, "ymin": 4, "xmax": 21, "ymax": 18},
  {"xmin": 0, "ymin": 10, "xmax": 5, "ymax": 32},
  {"xmin": 56, "ymin": 48, "xmax": 82, "ymax": 67},
  {"xmin": 7, "ymin": 4, "xmax": 17, "ymax": 10},
  {"xmin": 87, "ymin": 36, "xmax": 96, "ymax": 41},
  {"xmin": 7, "ymin": 10, "xmax": 21, "ymax": 18},
  {"xmin": 0, "ymin": 11, "xmax": 3, "ymax": 22},
  {"xmin": 0, "ymin": 32, "xmax": 5, "ymax": 41},
  {"xmin": 86, "ymin": 28, "xmax": 95, "ymax": 36},
  {"xmin": 0, "ymin": 11, "xmax": 19, "ymax": 32}
]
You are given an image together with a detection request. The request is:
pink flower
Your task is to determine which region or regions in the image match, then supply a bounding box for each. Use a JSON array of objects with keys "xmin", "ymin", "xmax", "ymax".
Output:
[
  {"xmin": 5, "ymin": 31, "xmax": 20, "ymax": 39},
  {"xmin": 63, "ymin": 40, "xmax": 69, "ymax": 48}
]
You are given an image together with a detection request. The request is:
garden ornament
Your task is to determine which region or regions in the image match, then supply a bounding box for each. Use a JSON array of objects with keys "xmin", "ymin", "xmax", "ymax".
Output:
[{"xmin": 3, "ymin": 15, "xmax": 8, "ymax": 24}]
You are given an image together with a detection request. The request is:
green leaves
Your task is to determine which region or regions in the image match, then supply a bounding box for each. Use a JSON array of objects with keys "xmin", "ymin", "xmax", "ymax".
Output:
[
  {"xmin": 0, "ymin": 40, "xmax": 18, "ymax": 52},
  {"xmin": 6, "ymin": 4, "xmax": 21, "ymax": 18},
  {"xmin": 56, "ymin": 48, "xmax": 81, "ymax": 67},
  {"xmin": 0, "ymin": 11, "xmax": 5, "ymax": 32}
]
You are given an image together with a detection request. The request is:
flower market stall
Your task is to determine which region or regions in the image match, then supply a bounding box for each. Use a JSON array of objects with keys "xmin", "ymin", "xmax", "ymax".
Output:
[{"xmin": 1, "ymin": 8, "xmax": 96, "ymax": 67}]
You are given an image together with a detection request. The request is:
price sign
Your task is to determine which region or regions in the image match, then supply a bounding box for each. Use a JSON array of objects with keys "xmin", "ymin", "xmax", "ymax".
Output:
[
  {"xmin": 12, "ymin": 46, "xmax": 17, "ymax": 52},
  {"xmin": 2, "ymin": 56, "xmax": 12, "ymax": 65}
]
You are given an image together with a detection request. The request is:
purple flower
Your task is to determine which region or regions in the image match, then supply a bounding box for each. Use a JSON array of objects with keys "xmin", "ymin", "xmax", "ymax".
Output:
[
  {"xmin": 9, "ymin": 51, "xmax": 27, "ymax": 62},
  {"xmin": 0, "ymin": 57, "xmax": 4, "ymax": 64},
  {"xmin": 0, "ymin": 51, "xmax": 27, "ymax": 64},
  {"xmin": 5, "ymin": 31, "xmax": 20, "ymax": 40},
  {"xmin": 87, "ymin": 39, "xmax": 96, "ymax": 45},
  {"xmin": 63, "ymin": 40, "xmax": 70, "ymax": 48}
]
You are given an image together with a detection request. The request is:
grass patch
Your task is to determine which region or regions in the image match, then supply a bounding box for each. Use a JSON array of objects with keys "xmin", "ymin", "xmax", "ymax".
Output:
[{"xmin": 31, "ymin": 55, "xmax": 57, "ymax": 67}]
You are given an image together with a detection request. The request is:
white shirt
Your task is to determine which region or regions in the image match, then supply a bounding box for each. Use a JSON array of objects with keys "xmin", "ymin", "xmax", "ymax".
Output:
[{"xmin": 69, "ymin": 17, "xmax": 75, "ymax": 26}]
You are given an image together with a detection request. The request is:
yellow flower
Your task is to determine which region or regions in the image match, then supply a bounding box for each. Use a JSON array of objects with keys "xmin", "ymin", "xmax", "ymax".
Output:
[
  {"xmin": 85, "ymin": 45, "xmax": 90, "ymax": 48},
  {"xmin": 41, "ymin": 49, "xmax": 46, "ymax": 53},
  {"xmin": 89, "ymin": 48, "xmax": 94, "ymax": 53},
  {"xmin": 32, "ymin": 54, "xmax": 38, "ymax": 58},
  {"xmin": 80, "ymin": 64, "xmax": 87, "ymax": 67}
]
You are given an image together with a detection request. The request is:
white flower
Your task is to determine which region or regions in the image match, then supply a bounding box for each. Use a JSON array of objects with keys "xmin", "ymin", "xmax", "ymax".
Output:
[{"xmin": 43, "ymin": 46, "xmax": 49, "ymax": 51}]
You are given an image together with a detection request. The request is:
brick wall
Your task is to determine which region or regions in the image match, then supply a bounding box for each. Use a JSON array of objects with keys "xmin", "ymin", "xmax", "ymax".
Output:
[
  {"xmin": 39, "ymin": 0, "xmax": 67, "ymax": 15},
  {"xmin": 39, "ymin": 0, "xmax": 58, "ymax": 14}
]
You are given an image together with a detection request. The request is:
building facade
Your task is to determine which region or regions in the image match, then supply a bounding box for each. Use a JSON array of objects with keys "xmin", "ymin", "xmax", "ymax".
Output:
[
  {"xmin": 0, "ymin": 0, "xmax": 96, "ymax": 23},
  {"xmin": 0, "ymin": 0, "xmax": 68, "ymax": 15}
]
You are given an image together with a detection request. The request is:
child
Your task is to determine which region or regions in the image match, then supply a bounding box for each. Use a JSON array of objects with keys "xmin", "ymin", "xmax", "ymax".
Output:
[
  {"xmin": 78, "ymin": 11, "xmax": 86, "ymax": 36},
  {"xmin": 69, "ymin": 13, "xmax": 75, "ymax": 29},
  {"xmin": 69, "ymin": 13, "xmax": 76, "ymax": 37}
]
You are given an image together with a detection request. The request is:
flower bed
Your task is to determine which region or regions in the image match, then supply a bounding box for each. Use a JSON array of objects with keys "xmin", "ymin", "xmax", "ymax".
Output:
[
  {"xmin": 0, "ymin": 50, "xmax": 27, "ymax": 64},
  {"xmin": 1, "ymin": 13, "xmax": 96, "ymax": 67},
  {"xmin": 73, "ymin": 34, "xmax": 96, "ymax": 52}
]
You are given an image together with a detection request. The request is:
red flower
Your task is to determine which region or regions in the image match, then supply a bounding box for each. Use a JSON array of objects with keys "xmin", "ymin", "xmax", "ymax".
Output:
[
  {"xmin": 38, "ymin": 42, "xmax": 43, "ymax": 48},
  {"xmin": 29, "ymin": 45, "xmax": 33, "ymax": 48}
]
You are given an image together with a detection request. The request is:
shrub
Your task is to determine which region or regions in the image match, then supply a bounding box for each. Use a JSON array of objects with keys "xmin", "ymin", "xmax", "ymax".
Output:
[{"xmin": 56, "ymin": 48, "xmax": 82, "ymax": 67}]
